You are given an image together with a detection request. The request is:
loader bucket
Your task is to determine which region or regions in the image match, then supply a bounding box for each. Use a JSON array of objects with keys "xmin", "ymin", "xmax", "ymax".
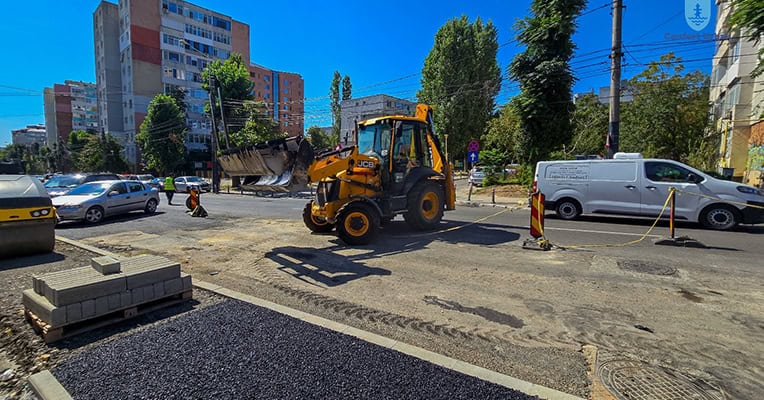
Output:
[{"xmin": 217, "ymin": 136, "xmax": 314, "ymax": 193}]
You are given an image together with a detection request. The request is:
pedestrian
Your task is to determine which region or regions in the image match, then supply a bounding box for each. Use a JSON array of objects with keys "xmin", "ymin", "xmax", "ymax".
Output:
[{"xmin": 164, "ymin": 174, "xmax": 176, "ymax": 205}]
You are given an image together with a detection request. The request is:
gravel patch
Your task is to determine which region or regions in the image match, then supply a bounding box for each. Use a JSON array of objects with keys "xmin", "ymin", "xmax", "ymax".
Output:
[{"xmin": 54, "ymin": 299, "xmax": 538, "ymax": 400}]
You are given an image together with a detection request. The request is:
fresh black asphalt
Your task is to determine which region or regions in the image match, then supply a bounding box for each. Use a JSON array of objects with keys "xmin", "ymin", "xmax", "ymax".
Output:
[{"xmin": 54, "ymin": 299, "xmax": 537, "ymax": 399}]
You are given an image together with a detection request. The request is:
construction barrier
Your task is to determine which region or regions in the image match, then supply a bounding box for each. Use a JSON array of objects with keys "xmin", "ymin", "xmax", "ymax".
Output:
[
  {"xmin": 186, "ymin": 188, "xmax": 208, "ymax": 218},
  {"xmin": 530, "ymin": 192, "xmax": 545, "ymax": 239}
]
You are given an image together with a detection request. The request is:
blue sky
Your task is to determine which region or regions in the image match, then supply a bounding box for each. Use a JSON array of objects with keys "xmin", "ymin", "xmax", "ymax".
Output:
[{"xmin": 0, "ymin": 0, "xmax": 717, "ymax": 147}]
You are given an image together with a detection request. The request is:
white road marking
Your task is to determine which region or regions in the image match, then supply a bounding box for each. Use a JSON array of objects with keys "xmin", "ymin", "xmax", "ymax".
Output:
[{"xmin": 543, "ymin": 225, "xmax": 663, "ymax": 238}]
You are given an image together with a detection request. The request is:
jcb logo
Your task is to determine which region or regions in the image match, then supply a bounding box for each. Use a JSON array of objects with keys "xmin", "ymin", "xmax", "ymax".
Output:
[{"xmin": 357, "ymin": 160, "xmax": 376, "ymax": 168}]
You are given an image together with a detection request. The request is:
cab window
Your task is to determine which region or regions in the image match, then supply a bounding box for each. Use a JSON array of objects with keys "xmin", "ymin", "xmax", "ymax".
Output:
[{"xmin": 645, "ymin": 162, "xmax": 691, "ymax": 182}]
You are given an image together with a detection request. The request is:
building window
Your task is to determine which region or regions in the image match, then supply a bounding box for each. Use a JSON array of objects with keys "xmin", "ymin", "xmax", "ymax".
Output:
[
  {"xmin": 264, "ymin": 76, "xmax": 270, "ymax": 81},
  {"xmin": 284, "ymin": 88, "xmax": 289, "ymax": 94},
  {"xmin": 284, "ymin": 79, "xmax": 289, "ymax": 85},
  {"xmin": 264, "ymin": 84, "xmax": 270, "ymax": 90}
]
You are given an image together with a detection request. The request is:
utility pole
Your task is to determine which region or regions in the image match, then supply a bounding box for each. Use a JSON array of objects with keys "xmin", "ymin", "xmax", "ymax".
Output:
[
  {"xmin": 607, "ymin": 0, "xmax": 623, "ymax": 158},
  {"xmin": 207, "ymin": 75, "xmax": 220, "ymax": 193},
  {"xmin": 215, "ymin": 85, "xmax": 230, "ymax": 149}
]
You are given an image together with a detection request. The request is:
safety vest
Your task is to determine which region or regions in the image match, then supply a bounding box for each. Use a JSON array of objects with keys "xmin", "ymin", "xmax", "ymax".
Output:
[{"xmin": 165, "ymin": 177, "xmax": 175, "ymax": 191}]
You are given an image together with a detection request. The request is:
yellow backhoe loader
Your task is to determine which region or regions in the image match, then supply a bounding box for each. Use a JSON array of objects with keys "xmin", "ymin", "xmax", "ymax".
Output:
[{"xmin": 217, "ymin": 104, "xmax": 455, "ymax": 245}]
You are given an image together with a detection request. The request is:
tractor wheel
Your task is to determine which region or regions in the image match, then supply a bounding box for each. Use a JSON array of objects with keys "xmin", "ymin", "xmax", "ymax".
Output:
[
  {"xmin": 403, "ymin": 181, "xmax": 444, "ymax": 231},
  {"xmin": 302, "ymin": 201, "xmax": 334, "ymax": 233},
  {"xmin": 336, "ymin": 202, "xmax": 379, "ymax": 245}
]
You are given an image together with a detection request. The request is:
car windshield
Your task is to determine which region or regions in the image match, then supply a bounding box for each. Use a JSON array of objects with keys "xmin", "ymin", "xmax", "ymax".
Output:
[
  {"xmin": 357, "ymin": 123, "xmax": 392, "ymax": 159},
  {"xmin": 65, "ymin": 182, "xmax": 110, "ymax": 196},
  {"xmin": 137, "ymin": 175, "xmax": 153, "ymax": 181},
  {"xmin": 186, "ymin": 177, "xmax": 204, "ymax": 182},
  {"xmin": 44, "ymin": 176, "xmax": 83, "ymax": 188}
]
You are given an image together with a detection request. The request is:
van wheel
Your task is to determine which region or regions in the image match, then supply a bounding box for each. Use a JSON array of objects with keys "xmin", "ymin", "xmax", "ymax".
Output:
[
  {"xmin": 555, "ymin": 199, "xmax": 581, "ymax": 220},
  {"xmin": 700, "ymin": 204, "xmax": 739, "ymax": 230}
]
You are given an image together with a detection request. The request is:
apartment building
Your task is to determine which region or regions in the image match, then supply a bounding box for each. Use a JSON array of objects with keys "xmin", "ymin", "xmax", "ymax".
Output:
[
  {"xmin": 709, "ymin": 0, "xmax": 764, "ymax": 185},
  {"xmin": 339, "ymin": 95, "xmax": 415, "ymax": 146},
  {"xmin": 43, "ymin": 81, "xmax": 99, "ymax": 147},
  {"xmin": 93, "ymin": 0, "xmax": 304, "ymax": 165},
  {"xmin": 11, "ymin": 125, "xmax": 47, "ymax": 147}
]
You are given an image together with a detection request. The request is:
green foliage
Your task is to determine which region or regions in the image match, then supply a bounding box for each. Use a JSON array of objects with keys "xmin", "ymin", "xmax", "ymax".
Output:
[
  {"xmin": 686, "ymin": 131, "xmax": 722, "ymax": 172},
  {"xmin": 230, "ymin": 102, "xmax": 285, "ymax": 147},
  {"xmin": 202, "ymin": 53, "xmax": 254, "ymax": 140},
  {"xmin": 569, "ymin": 93, "xmax": 609, "ymax": 158},
  {"xmin": 484, "ymin": 100, "xmax": 521, "ymax": 160},
  {"xmin": 418, "ymin": 15, "xmax": 501, "ymax": 161},
  {"xmin": 479, "ymin": 148, "xmax": 510, "ymax": 173},
  {"xmin": 342, "ymin": 75, "xmax": 352, "ymax": 101},
  {"xmin": 329, "ymin": 71, "xmax": 341, "ymax": 140},
  {"xmin": 75, "ymin": 134, "xmax": 128, "ymax": 172},
  {"xmin": 729, "ymin": 0, "xmax": 764, "ymax": 77},
  {"xmin": 620, "ymin": 53, "xmax": 710, "ymax": 162},
  {"xmin": 306, "ymin": 126, "xmax": 337, "ymax": 152},
  {"xmin": 137, "ymin": 94, "xmax": 187, "ymax": 175},
  {"xmin": 0, "ymin": 143, "xmax": 56, "ymax": 174},
  {"xmin": 169, "ymin": 87, "xmax": 188, "ymax": 115},
  {"xmin": 509, "ymin": 0, "xmax": 586, "ymax": 165}
]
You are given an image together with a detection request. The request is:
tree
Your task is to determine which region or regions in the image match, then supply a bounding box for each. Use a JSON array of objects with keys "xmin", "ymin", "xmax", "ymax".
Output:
[
  {"xmin": 306, "ymin": 125, "xmax": 338, "ymax": 152},
  {"xmin": 169, "ymin": 86, "xmax": 188, "ymax": 115},
  {"xmin": 568, "ymin": 93, "xmax": 609, "ymax": 158},
  {"xmin": 342, "ymin": 75, "xmax": 352, "ymax": 101},
  {"xmin": 484, "ymin": 100, "xmax": 521, "ymax": 160},
  {"xmin": 229, "ymin": 101, "xmax": 284, "ymax": 147},
  {"xmin": 418, "ymin": 16, "xmax": 501, "ymax": 162},
  {"xmin": 202, "ymin": 53, "xmax": 254, "ymax": 147},
  {"xmin": 509, "ymin": 0, "xmax": 586, "ymax": 164},
  {"xmin": 329, "ymin": 71, "xmax": 341, "ymax": 140},
  {"xmin": 620, "ymin": 53, "xmax": 710, "ymax": 162},
  {"xmin": 137, "ymin": 94, "xmax": 186, "ymax": 175},
  {"xmin": 76, "ymin": 134, "xmax": 128, "ymax": 172},
  {"xmin": 729, "ymin": 0, "xmax": 764, "ymax": 77}
]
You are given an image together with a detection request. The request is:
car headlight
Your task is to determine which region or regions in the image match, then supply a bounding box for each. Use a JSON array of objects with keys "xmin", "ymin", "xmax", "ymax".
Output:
[{"xmin": 737, "ymin": 186, "xmax": 763, "ymax": 196}]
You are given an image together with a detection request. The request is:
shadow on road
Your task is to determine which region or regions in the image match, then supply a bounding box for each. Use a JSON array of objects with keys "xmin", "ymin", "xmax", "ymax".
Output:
[
  {"xmin": 265, "ymin": 219, "xmax": 520, "ymax": 287},
  {"xmin": 547, "ymin": 214, "xmax": 764, "ymax": 234},
  {"xmin": 55, "ymin": 211, "xmax": 166, "ymax": 229},
  {"xmin": 0, "ymin": 251, "xmax": 66, "ymax": 271}
]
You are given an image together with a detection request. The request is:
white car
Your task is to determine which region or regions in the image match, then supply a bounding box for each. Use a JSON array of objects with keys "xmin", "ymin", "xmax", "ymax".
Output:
[{"xmin": 173, "ymin": 176, "xmax": 211, "ymax": 193}]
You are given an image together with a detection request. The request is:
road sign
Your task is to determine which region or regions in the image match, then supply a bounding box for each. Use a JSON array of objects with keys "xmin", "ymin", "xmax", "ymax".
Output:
[
  {"xmin": 468, "ymin": 140, "xmax": 480, "ymax": 152},
  {"xmin": 468, "ymin": 151, "xmax": 479, "ymax": 163}
]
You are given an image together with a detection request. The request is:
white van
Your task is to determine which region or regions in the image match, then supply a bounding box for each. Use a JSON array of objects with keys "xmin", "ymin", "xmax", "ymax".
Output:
[{"xmin": 534, "ymin": 153, "xmax": 764, "ymax": 230}]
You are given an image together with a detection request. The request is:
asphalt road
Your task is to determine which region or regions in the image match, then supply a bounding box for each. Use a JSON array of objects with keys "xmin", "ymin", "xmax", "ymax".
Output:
[{"xmin": 53, "ymin": 190, "xmax": 764, "ymax": 398}]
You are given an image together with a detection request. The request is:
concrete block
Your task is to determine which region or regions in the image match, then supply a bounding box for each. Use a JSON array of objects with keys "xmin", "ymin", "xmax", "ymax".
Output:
[
  {"xmin": 95, "ymin": 296, "xmax": 109, "ymax": 315},
  {"xmin": 91, "ymin": 256, "xmax": 121, "ymax": 275},
  {"xmin": 142, "ymin": 285, "xmax": 154, "ymax": 302},
  {"xmin": 65, "ymin": 303, "xmax": 82, "ymax": 323},
  {"xmin": 153, "ymin": 281, "xmax": 165, "ymax": 298},
  {"xmin": 124, "ymin": 264, "xmax": 181, "ymax": 289},
  {"xmin": 22, "ymin": 290, "xmax": 67, "ymax": 327},
  {"xmin": 43, "ymin": 276, "xmax": 126, "ymax": 307},
  {"xmin": 107, "ymin": 293, "xmax": 120, "ymax": 310},
  {"xmin": 180, "ymin": 273, "xmax": 192, "ymax": 290},
  {"xmin": 81, "ymin": 299, "xmax": 95, "ymax": 318},
  {"xmin": 120, "ymin": 291, "xmax": 131, "ymax": 308},
  {"xmin": 131, "ymin": 287, "xmax": 144, "ymax": 304},
  {"xmin": 32, "ymin": 276, "xmax": 42, "ymax": 295},
  {"xmin": 164, "ymin": 278, "xmax": 182, "ymax": 295},
  {"xmin": 28, "ymin": 370, "xmax": 74, "ymax": 400}
]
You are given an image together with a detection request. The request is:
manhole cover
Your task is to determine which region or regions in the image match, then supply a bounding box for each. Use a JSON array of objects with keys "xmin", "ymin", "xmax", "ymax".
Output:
[
  {"xmin": 597, "ymin": 360, "xmax": 724, "ymax": 400},
  {"xmin": 618, "ymin": 260, "xmax": 677, "ymax": 276}
]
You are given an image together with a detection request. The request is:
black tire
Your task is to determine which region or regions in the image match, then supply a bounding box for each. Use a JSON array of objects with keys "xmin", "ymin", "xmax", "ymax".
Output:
[
  {"xmin": 336, "ymin": 201, "xmax": 379, "ymax": 245},
  {"xmin": 145, "ymin": 199, "xmax": 158, "ymax": 214},
  {"xmin": 84, "ymin": 206, "xmax": 104, "ymax": 224},
  {"xmin": 555, "ymin": 198, "xmax": 581, "ymax": 220},
  {"xmin": 403, "ymin": 181, "xmax": 445, "ymax": 231},
  {"xmin": 303, "ymin": 201, "xmax": 334, "ymax": 233},
  {"xmin": 700, "ymin": 204, "xmax": 739, "ymax": 230}
]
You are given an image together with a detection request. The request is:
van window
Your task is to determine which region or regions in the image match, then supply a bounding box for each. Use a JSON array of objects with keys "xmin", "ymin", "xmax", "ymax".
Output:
[
  {"xmin": 127, "ymin": 182, "xmax": 144, "ymax": 192},
  {"xmin": 645, "ymin": 162, "xmax": 691, "ymax": 183},
  {"xmin": 591, "ymin": 161, "xmax": 637, "ymax": 182}
]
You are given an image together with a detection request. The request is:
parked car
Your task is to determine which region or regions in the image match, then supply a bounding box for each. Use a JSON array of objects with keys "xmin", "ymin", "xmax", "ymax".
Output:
[
  {"xmin": 173, "ymin": 176, "xmax": 211, "ymax": 193},
  {"xmin": 44, "ymin": 173, "xmax": 121, "ymax": 197},
  {"xmin": 0, "ymin": 175, "xmax": 56, "ymax": 258},
  {"xmin": 534, "ymin": 152, "xmax": 764, "ymax": 230},
  {"xmin": 52, "ymin": 180, "xmax": 160, "ymax": 224},
  {"xmin": 469, "ymin": 168, "xmax": 486, "ymax": 186},
  {"xmin": 153, "ymin": 177, "xmax": 166, "ymax": 191}
]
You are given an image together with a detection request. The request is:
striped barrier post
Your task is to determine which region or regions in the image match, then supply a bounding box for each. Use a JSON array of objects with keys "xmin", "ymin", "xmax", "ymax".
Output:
[{"xmin": 530, "ymin": 192, "xmax": 545, "ymax": 239}]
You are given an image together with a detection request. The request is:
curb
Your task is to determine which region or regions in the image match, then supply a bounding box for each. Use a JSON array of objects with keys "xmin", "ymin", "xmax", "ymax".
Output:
[
  {"xmin": 54, "ymin": 236, "xmax": 584, "ymax": 400},
  {"xmin": 28, "ymin": 370, "xmax": 73, "ymax": 400}
]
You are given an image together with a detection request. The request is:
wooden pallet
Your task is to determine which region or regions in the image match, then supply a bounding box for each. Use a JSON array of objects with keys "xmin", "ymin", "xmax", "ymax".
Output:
[{"xmin": 25, "ymin": 290, "xmax": 193, "ymax": 343}]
